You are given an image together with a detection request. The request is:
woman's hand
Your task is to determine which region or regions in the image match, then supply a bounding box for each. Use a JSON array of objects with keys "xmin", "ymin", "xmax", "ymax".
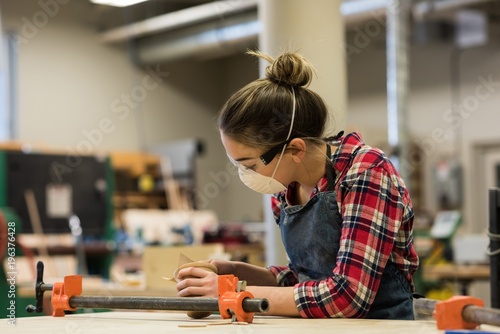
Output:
[{"xmin": 176, "ymin": 267, "xmax": 219, "ymax": 298}]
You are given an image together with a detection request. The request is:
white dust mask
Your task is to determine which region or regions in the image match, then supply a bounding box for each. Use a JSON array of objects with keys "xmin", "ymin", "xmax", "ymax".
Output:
[
  {"xmin": 238, "ymin": 166, "xmax": 287, "ymax": 194},
  {"xmin": 237, "ymin": 88, "xmax": 297, "ymax": 194}
]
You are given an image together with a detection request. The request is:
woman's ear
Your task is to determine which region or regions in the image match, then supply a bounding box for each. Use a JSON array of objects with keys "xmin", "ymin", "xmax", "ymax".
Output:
[{"xmin": 288, "ymin": 138, "xmax": 307, "ymax": 162}]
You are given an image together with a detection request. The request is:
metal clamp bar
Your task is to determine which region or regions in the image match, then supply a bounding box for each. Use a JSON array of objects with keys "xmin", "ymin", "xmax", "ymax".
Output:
[{"xmin": 68, "ymin": 295, "xmax": 268, "ymax": 314}]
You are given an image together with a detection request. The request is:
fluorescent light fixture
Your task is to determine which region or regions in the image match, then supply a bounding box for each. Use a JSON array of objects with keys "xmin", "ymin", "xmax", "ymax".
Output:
[{"xmin": 90, "ymin": 0, "xmax": 148, "ymax": 7}]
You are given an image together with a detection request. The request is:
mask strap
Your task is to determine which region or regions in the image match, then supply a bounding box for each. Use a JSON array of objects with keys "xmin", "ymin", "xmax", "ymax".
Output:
[
  {"xmin": 284, "ymin": 88, "xmax": 296, "ymax": 142},
  {"xmin": 270, "ymin": 88, "xmax": 296, "ymax": 180}
]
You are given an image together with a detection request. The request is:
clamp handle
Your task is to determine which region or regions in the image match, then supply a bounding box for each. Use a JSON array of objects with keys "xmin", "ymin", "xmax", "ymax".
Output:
[{"xmin": 26, "ymin": 261, "xmax": 53, "ymax": 314}]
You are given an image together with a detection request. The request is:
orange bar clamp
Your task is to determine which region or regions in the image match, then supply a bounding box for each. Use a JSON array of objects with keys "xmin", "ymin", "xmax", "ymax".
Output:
[
  {"xmin": 217, "ymin": 274, "xmax": 256, "ymax": 323},
  {"xmin": 433, "ymin": 296, "xmax": 484, "ymax": 330},
  {"xmin": 47, "ymin": 272, "xmax": 262, "ymax": 323},
  {"xmin": 51, "ymin": 275, "xmax": 82, "ymax": 317}
]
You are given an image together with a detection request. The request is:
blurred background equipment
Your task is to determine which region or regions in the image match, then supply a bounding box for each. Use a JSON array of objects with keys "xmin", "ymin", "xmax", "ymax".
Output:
[
  {"xmin": 0, "ymin": 150, "xmax": 115, "ymax": 278},
  {"xmin": 0, "ymin": 149, "xmax": 116, "ymax": 316}
]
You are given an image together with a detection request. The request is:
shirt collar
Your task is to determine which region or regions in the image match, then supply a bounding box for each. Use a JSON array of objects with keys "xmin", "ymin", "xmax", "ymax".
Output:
[{"xmin": 331, "ymin": 131, "xmax": 364, "ymax": 173}]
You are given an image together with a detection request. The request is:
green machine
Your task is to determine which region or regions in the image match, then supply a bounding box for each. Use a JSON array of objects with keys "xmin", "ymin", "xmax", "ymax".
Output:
[
  {"xmin": 413, "ymin": 210, "xmax": 463, "ymax": 298},
  {"xmin": 0, "ymin": 150, "xmax": 115, "ymax": 318}
]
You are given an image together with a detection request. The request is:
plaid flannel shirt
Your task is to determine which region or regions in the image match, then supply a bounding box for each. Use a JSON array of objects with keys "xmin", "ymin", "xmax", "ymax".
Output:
[{"xmin": 269, "ymin": 132, "xmax": 419, "ymax": 318}]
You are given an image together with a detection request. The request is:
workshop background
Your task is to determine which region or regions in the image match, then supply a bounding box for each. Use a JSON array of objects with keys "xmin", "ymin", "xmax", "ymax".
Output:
[{"xmin": 1, "ymin": 0, "xmax": 500, "ymax": 317}]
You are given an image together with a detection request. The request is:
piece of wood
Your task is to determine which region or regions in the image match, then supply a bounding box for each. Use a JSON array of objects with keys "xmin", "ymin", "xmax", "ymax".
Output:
[
  {"xmin": 10, "ymin": 255, "xmax": 76, "ymax": 285},
  {"xmin": 423, "ymin": 264, "xmax": 490, "ymax": 281},
  {"xmin": 24, "ymin": 189, "xmax": 60, "ymax": 278},
  {"xmin": 17, "ymin": 280, "xmax": 178, "ymax": 298},
  {"xmin": 24, "ymin": 190, "xmax": 49, "ymax": 258},
  {"xmin": 160, "ymin": 157, "xmax": 187, "ymax": 210},
  {"xmin": 110, "ymin": 151, "xmax": 161, "ymax": 177},
  {"xmin": 143, "ymin": 244, "xmax": 224, "ymax": 289}
]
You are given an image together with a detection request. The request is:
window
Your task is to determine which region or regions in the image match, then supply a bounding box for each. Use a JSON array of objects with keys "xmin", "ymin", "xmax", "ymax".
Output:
[{"xmin": 0, "ymin": 29, "xmax": 17, "ymax": 140}]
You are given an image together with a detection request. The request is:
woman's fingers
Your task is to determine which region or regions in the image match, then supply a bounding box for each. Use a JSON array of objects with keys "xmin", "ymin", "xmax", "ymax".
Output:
[
  {"xmin": 177, "ymin": 284, "xmax": 216, "ymax": 297},
  {"xmin": 177, "ymin": 267, "xmax": 212, "ymax": 280},
  {"xmin": 176, "ymin": 269, "xmax": 218, "ymax": 298}
]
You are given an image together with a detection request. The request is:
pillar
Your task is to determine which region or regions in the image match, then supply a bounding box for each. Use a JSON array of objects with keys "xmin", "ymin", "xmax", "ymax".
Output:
[{"xmin": 258, "ymin": 0, "xmax": 347, "ymax": 266}]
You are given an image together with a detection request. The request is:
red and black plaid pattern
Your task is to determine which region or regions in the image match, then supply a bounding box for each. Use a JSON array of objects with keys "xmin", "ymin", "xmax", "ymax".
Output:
[{"xmin": 269, "ymin": 132, "xmax": 419, "ymax": 318}]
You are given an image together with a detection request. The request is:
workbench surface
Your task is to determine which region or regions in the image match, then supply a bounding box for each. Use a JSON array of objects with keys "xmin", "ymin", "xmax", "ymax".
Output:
[{"xmin": 3, "ymin": 312, "xmax": 500, "ymax": 334}]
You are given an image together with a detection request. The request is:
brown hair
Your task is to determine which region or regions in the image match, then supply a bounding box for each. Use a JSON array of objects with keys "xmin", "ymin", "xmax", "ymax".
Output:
[{"xmin": 217, "ymin": 50, "xmax": 330, "ymax": 152}]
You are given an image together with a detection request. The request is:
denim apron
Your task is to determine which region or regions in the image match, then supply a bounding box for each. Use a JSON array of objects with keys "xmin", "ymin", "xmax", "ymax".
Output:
[{"xmin": 278, "ymin": 145, "xmax": 414, "ymax": 319}]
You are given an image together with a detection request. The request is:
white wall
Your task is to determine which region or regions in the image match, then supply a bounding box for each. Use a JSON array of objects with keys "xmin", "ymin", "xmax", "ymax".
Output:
[{"xmin": 182, "ymin": 55, "xmax": 263, "ymax": 223}]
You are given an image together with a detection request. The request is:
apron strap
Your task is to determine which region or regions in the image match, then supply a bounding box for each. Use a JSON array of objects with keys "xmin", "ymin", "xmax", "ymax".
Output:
[{"xmin": 325, "ymin": 144, "xmax": 336, "ymax": 192}]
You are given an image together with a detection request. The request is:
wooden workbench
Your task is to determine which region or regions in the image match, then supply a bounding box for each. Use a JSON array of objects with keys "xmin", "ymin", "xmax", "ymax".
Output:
[{"xmin": 3, "ymin": 312, "xmax": 500, "ymax": 334}]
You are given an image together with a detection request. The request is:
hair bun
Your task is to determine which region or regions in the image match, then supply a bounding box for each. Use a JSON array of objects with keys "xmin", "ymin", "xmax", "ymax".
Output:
[{"xmin": 247, "ymin": 50, "xmax": 313, "ymax": 88}]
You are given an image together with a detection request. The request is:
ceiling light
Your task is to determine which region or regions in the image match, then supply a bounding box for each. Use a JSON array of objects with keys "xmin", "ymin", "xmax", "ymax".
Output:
[{"xmin": 90, "ymin": 0, "xmax": 148, "ymax": 7}]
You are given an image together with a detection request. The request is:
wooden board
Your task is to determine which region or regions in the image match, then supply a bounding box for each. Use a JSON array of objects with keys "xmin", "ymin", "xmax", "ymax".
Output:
[
  {"xmin": 423, "ymin": 264, "xmax": 490, "ymax": 281},
  {"xmin": 17, "ymin": 280, "xmax": 178, "ymax": 299},
  {"xmin": 143, "ymin": 244, "xmax": 224, "ymax": 289},
  {"xmin": 3, "ymin": 311, "xmax": 500, "ymax": 334}
]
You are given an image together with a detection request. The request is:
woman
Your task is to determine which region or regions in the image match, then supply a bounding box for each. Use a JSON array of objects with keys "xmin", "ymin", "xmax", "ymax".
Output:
[{"xmin": 176, "ymin": 50, "xmax": 419, "ymax": 319}]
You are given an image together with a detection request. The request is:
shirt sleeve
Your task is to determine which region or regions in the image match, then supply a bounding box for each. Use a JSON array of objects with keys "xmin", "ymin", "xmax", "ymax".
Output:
[
  {"xmin": 293, "ymin": 165, "xmax": 407, "ymax": 318},
  {"xmin": 268, "ymin": 265, "xmax": 299, "ymax": 286}
]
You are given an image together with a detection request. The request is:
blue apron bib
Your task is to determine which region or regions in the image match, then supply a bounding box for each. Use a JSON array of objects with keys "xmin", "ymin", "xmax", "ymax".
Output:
[{"xmin": 278, "ymin": 145, "xmax": 414, "ymax": 320}]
